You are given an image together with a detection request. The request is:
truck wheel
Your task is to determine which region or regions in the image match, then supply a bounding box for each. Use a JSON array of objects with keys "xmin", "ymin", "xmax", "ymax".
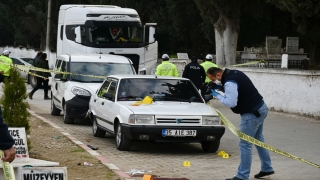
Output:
[
  {"xmin": 63, "ymin": 103, "xmax": 74, "ymax": 124},
  {"xmin": 115, "ymin": 123, "xmax": 131, "ymax": 151},
  {"xmin": 51, "ymin": 97, "xmax": 61, "ymax": 116},
  {"xmin": 201, "ymin": 139, "xmax": 220, "ymax": 153},
  {"xmin": 92, "ymin": 116, "xmax": 106, "ymax": 137},
  {"xmin": 29, "ymin": 75, "xmax": 37, "ymax": 88}
]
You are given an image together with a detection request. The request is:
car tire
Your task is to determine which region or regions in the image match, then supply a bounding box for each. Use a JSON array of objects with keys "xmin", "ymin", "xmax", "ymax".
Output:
[
  {"xmin": 63, "ymin": 103, "xmax": 74, "ymax": 124},
  {"xmin": 51, "ymin": 96, "xmax": 61, "ymax": 116},
  {"xmin": 29, "ymin": 74, "xmax": 37, "ymax": 88},
  {"xmin": 201, "ymin": 139, "xmax": 220, "ymax": 153},
  {"xmin": 115, "ymin": 123, "xmax": 131, "ymax": 151},
  {"xmin": 92, "ymin": 116, "xmax": 106, "ymax": 137}
]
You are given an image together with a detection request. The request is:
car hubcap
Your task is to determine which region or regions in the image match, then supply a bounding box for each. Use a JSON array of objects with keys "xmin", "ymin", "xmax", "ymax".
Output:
[
  {"xmin": 63, "ymin": 104, "xmax": 66, "ymax": 119},
  {"xmin": 93, "ymin": 120, "xmax": 97, "ymax": 133},
  {"xmin": 116, "ymin": 125, "xmax": 121, "ymax": 146}
]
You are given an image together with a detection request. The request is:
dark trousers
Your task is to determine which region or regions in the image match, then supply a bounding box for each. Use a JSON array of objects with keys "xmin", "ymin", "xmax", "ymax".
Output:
[
  {"xmin": 0, "ymin": 74, "xmax": 9, "ymax": 83},
  {"xmin": 30, "ymin": 77, "xmax": 49, "ymax": 97}
]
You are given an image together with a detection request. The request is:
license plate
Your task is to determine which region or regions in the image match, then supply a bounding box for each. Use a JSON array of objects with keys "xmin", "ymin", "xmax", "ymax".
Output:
[{"xmin": 162, "ymin": 129, "xmax": 197, "ymax": 137}]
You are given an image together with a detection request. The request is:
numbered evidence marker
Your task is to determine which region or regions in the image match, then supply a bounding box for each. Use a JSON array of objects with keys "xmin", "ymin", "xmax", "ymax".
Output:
[{"xmin": 183, "ymin": 161, "xmax": 191, "ymax": 167}]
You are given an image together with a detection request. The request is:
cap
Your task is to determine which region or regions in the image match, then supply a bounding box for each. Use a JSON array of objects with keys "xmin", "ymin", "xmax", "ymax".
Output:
[
  {"xmin": 205, "ymin": 54, "xmax": 213, "ymax": 60},
  {"xmin": 191, "ymin": 56, "xmax": 197, "ymax": 61},
  {"xmin": 2, "ymin": 50, "xmax": 11, "ymax": 55},
  {"xmin": 162, "ymin": 54, "xmax": 169, "ymax": 59}
]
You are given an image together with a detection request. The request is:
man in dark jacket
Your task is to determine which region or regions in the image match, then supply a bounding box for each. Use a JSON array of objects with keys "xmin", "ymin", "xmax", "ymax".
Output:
[
  {"xmin": 207, "ymin": 67, "xmax": 274, "ymax": 180},
  {"xmin": 182, "ymin": 56, "xmax": 206, "ymax": 90},
  {"xmin": 29, "ymin": 53, "xmax": 51, "ymax": 100},
  {"xmin": 33, "ymin": 51, "xmax": 42, "ymax": 66},
  {"xmin": 0, "ymin": 107, "xmax": 16, "ymax": 163}
]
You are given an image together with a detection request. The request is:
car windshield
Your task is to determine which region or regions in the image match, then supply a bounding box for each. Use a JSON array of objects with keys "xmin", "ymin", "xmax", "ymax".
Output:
[
  {"xmin": 117, "ymin": 79, "xmax": 203, "ymax": 103},
  {"xmin": 21, "ymin": 58, "xmax": 34, "ymax": 65},
  {"xmin": 70, "ymin": 62, "xmax": 134, "ymax": 82},
  {"xmin": 88, "ymin": 26, "xmax": 143, "ymax": 43}
]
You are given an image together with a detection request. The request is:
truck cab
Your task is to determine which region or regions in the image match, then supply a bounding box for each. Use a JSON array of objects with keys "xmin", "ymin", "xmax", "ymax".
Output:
[{"xmin": 56, "ymin": 5, "xmax": 157, "ymax": 75}]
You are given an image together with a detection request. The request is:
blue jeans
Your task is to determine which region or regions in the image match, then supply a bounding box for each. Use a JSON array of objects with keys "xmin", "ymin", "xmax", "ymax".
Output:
[{"xmin": 236, "ymin": 102, "xmax": 274, "ymax": 180}]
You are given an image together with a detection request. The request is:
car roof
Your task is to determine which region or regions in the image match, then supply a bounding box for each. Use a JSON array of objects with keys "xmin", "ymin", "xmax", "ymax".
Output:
[
  {"xmin": 57, "ymin": 53, "xmax": 132, "ymax": 64},
  {"xmin": 107, "ymin": 74, "xmax": 189, "ymax": 81}
]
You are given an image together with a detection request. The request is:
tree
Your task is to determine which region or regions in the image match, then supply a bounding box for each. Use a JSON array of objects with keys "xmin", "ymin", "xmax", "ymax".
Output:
[
  {"xmin": 267, "ymin": 0, "xmax": 320, "ymax": 62},
  {"xmin": 194, "ymin": 0, "xmax": 264, "ymax": 66},
  {"xmin": 1, "ymin": 67, "xmax": 30, "ymax": 135}
]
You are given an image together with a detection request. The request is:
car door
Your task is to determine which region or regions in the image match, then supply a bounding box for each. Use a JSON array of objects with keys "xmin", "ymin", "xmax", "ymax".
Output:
[
  {"xmin": 100, "ymin": 80, "xmax": 118, "ymax": 133},
  {"xmin": 92, "ymin": 80, "xmax": 111, "ymax": 127},
  {"xmin": 52, "ymin": 59, "xmax": 66, "ymax": 109}
]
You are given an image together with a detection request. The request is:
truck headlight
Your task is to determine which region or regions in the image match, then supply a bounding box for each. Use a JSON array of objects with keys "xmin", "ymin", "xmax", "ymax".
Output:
[
  {"xmin": 129, "ymin": 115, "xmax": 155, "ymax": 124},
  {"xmin": 202, "ymin": 116, "xmax": 220, "ymax": 125},
  {"xmin": 71, "ymin": 87, "xmax": 91, "ymax": 96}
]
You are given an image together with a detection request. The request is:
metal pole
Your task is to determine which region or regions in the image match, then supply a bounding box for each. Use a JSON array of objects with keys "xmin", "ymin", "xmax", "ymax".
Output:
[{"xmin": 45, "ymin": 0, "xmax": 51, "ymax": 56}]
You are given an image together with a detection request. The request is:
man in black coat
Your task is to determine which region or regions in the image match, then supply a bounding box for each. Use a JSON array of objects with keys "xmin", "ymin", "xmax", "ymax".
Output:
[
  {"xmin": 182, "ymin": 56, "xmax": 206, "ymax": 90},
  {"xmin": 0, "ymin": 107, "xmax": 16, "ymax": 163}
]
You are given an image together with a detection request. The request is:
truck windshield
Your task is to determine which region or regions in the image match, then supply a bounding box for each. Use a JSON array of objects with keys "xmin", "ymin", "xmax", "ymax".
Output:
[
  {"xmin": 117, "ymin": 79, "xmax": 203, "ymax": 103},
  {"xmin": 88, "ymin": 26, "xmax": 143, "ymax": 43},
  {"xmin": 70, "ymin": 62, "xmax": 134, "ymax": 82}
]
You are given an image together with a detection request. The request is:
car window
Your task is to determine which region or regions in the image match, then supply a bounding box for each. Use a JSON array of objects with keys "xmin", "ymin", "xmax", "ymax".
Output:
[
  {"xmin": 97, "ymin": 80, "xmax": 111, "ymax": 98},
  {"xmin": 117, "ymin": 79, "xmax": 203, "ymax": 103},
  {"xmin": 107, "ymin": 81, "xmax": 117, "ymax": 99},
  {"xmin": 21, "ymin": 58, "xmax": 34, "ymax": 65}
]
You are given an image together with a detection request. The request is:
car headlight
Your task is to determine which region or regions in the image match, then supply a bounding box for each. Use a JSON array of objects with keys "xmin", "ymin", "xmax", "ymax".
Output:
[
  {"xmin": 202, "ymin": 116, "xmax": 220, "ymax": 125},
  {"xmin": 71, "ymin": 87, "xmax": 91, "ymax": 96},
  {"xmin": 129, "ymin": 115, "xmax": 155, "ymax": 124}
]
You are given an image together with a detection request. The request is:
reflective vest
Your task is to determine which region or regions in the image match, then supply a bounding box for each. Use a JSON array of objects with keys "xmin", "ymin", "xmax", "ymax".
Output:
[
  {"xmin": 200, "ymin": 61, "xmax": 218, "ymax": 83},
  {"xmin": 0, "ymin": 55, "xmax": 13, "ymax": 76},
  {"xmin": 155, "ymin": 61, "xmax": 179, "ymax": 77}
]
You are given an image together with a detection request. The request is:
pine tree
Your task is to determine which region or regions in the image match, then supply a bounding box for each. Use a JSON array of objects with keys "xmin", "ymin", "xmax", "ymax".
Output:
[{"xmin": 0, "ymin": 67, "xmax": 30, "ymax": 134}]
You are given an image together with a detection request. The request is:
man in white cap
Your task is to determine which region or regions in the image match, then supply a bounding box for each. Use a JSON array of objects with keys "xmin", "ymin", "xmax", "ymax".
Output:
[
  {"xmin": 200, "ymin": 54, "xmax": 218, "ymax": 97},
  {"xmin": 155, "ymin": 54, "xmax": 179, "ymax": 77},
  {"xmin": 0, "ymin": 50, "xmax": 13, "ymax": 83}
]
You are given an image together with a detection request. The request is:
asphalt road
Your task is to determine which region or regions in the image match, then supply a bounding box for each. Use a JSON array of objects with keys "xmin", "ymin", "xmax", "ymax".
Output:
[{"xmin": 9, "ymin": 84, "xmax": 320, "ymax": 180}]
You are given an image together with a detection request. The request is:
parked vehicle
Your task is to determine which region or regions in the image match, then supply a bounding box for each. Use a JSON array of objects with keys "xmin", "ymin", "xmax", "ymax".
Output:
[
  {"xmin": 88, "ymin": 75, "xmax": 225, "ymax": 153},
  {"xmin": 50, "ymin": 53, "xmax": 135, "ymax": 124},
  {"xmin": 10, "ymin": 57, "xmax": 34, "ymax": 83}
]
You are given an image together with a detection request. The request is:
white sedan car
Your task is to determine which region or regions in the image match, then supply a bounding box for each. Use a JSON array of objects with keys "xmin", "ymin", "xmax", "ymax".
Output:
[
  {"xmin": 10, "ymin": 57, "xmax": 34, "ymax": 82},
  {"xmin": 88, "ymin": 75, "xmax": 225, "ymax": 153}
]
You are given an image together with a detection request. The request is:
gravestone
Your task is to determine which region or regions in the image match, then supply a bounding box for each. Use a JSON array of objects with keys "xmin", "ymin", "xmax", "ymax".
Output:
[
  {"xmin": 177, "ymin": 53, "xmax": 189, "ymax": 60},
  {"xmin": 286, "ymin": 37, "xmax": 299, "ymax": 53},
  {"xmin": 266, "ymin": 36, "xmax": 282, "ymax": 55}
]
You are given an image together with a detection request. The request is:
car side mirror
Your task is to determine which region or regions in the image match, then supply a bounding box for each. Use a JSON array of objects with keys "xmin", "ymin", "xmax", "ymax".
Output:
[
  {"xmin": 54, "ymin": 74, "xmax": 67, "ymax": 81},
  {"xmin": 204, "ymin": 94, "xmax": 213, "ymax": 103},
  {"xmin": 54, "ymin": 74, "xmax": 61, "ymax": 79},
  {"xmin": 102, "ymin": 92, "xmax": 113, "ymax": 100}
]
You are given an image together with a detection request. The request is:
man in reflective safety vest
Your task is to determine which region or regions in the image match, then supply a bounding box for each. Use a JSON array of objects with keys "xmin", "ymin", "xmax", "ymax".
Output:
[
  {"xmin": 155, "ymin": 54, "xmax": 179, "ymax": 77},
  {"xmin": 200, "ymin": 54, "xmax": 218, "ymax": 97},
  {"xmin": 0, "ymin": 50, "xmax": 13, "ymax": 83}
]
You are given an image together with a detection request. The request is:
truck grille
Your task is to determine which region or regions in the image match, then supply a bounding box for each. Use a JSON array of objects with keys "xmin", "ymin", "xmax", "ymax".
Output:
[{"xmin": 156, "ymin": 116, "xmax": 201, "ymax": 125}]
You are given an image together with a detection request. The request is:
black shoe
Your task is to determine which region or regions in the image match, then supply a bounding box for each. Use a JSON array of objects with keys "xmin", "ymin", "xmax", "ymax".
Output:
[
  {"xmin": 226, "ymin": 177, "xmax": 243, "ymax": 180},
  {"xmin": 28, "ymin": 93, "xmax": 33, "ymax": 100},
  {"xmin": 254, "ymin": 171, "xmax": 275, "ymax": 178},
  {"xmin": 44, "ymin": 96, "xmax": 51, "ymax": 100}
]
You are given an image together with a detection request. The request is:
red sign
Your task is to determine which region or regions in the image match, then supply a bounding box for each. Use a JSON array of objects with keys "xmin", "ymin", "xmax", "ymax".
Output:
[{"xmin": 109, "ymin": 28, "xmax": 122, "ymax": 39}]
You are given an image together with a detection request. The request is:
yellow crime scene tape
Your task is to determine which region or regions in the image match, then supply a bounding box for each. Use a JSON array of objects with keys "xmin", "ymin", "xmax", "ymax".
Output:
[
  {"xmin": 0, "ymin": 150, "xmax": 15, "ymax": 180},
  {"xmin": 206, "ymin": 103, "xmax": 320, "ymax": 168}
]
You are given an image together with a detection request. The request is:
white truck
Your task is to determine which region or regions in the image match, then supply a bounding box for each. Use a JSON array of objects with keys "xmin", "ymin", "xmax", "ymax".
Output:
[
  {"xmin": 30, "ymin": 4, "xmax": 157, "ymax": 88},
  {"xmin": 56, "ymin": 4, "xmax": 158, "ymax": 75}
]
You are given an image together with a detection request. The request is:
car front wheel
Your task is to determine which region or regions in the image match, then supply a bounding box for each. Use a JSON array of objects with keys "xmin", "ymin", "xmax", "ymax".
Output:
[
  {"xmin": 92, "ymin": 116, "xmax": 106, "ymax": 137},
  {"xmin": 63, "ymin": 103, "xmax": 74, "ymax": 124},
  {"xmin": 115, "ymin": 123, "xmax": 131, "ymax": 151},
  {"xmin": 201, "ymin": 139, "xmax": 220, "ymax": 153}
]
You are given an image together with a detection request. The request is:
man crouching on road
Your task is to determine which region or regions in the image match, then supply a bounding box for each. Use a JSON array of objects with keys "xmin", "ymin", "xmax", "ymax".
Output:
[{"xmin": 207, "ymin": 67, "xmax": 274, "ymax": 180}]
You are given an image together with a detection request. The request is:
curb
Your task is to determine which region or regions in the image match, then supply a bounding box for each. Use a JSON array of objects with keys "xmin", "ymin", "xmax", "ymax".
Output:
[{"xmin": 27, "ymin": 109, "xmax": 134, "ymax": 180}]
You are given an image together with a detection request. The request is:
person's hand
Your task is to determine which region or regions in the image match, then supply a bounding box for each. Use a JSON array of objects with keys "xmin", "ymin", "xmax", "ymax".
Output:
[
  {"xmin": 2, "ymin": 146, "xmax": 16, "ymax": 163},
  {"xmin": 210, "ymin": 89, "xmax": 219, "ymax": 97},
  {"xmin": 212, "ymin": 84, "xmax": 221, "ymax": 90}
]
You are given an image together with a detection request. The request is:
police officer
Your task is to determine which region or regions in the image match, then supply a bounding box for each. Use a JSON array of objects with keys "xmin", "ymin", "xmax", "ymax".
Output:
[
  {"xmin": 182, "ymin": 56, "xmax": 206, "ymax": 90},
  {"xmin": 155, "ymin": 54, "xmax": 179, "ymax": 77},
  {"xmin": 0, "ymin": 50, "xmax": 13, "ymax": 83},
  {"xmin": 200, "ymin": 54, "xmax": 218, "ymax": 97}
]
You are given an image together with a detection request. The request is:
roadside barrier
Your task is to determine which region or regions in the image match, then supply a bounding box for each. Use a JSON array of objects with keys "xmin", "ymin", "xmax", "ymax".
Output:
[{"xmin": 206, "ymin": 103, "xmax": 320, "ymax": 168}]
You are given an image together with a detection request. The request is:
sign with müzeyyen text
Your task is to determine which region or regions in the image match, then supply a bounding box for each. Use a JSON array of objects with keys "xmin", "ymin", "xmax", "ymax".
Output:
[
  {"xmin": 20, "ymin": 167, "xmax": 67, "ymax": 180},
  {"xmin": 8, "ymin": 128, "xmax": 29, "ymax": 161}
]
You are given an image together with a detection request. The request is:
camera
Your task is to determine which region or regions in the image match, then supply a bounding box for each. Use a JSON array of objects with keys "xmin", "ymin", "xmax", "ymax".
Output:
[{"xmin": 206, "ymin": 81, "xmax": 218, "ymax": 94}]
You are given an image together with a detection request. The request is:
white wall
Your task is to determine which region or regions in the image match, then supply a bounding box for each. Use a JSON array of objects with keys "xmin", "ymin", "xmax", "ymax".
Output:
[{"xmin": 232, "ymin": 67, "xmax": 320, "ymax": 119}]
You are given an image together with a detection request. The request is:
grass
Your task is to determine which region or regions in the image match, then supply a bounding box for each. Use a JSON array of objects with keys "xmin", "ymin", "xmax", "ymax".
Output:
[{"xmin": 70, "ymin": 148, "xmax": 85, "ymax": 153}]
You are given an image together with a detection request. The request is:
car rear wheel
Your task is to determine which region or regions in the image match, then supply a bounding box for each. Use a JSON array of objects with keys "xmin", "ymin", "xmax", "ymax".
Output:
[
  {"xmin": 115, "ymin": 123, "xmax": 131, "ymax": 151},
  {"xmin": 29, "ymin": 74, "xmax": 37, "ymax": 88},
  {"xmin": 63, "ymin": 103, "xmax": 74, "ymax": 124},
  {"xmin": 51, "ymin": 96, "xmax": 61, "ymax": 116},
  {"xmin": 92, "ymin": 116, "xmax": 106, "ymax": 137},
  {"xmin": 201, "ymin": 139, "xmax": 220, "ymax": 153}
]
